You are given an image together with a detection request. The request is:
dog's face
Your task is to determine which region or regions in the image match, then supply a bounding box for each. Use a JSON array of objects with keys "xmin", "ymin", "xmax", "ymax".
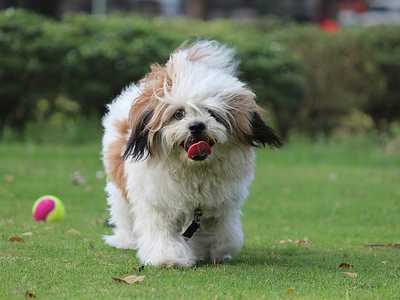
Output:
[
  {"xmin": 123, "ymin": 41, "xmax": 281, "ymax": 163},
  {"xmin": 161, "ymin": 105, "xmax": 227, "ymax": 161}
]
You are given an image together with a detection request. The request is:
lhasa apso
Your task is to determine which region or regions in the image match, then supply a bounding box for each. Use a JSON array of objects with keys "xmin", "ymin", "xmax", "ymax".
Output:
[{"xmin": 102, "ymin": 40, "xmax": 281, "ymax": 267}]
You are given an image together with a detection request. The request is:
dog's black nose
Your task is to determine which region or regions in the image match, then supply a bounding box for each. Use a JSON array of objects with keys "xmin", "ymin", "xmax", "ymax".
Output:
[{"xmin": 189, "ymin": 122, "xmax": 206, "ymax": 135}]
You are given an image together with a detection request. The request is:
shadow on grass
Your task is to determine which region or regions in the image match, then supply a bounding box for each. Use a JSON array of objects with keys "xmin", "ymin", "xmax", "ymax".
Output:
[{"xmin": 200, "ymin": 246, "xmax": 398, "ymax": 272}]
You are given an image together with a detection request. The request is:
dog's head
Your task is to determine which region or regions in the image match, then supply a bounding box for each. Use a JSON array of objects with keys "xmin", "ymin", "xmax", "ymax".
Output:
[{"xmin": 123, "ymin": 40, "xmax": 282, "ymax": 163}]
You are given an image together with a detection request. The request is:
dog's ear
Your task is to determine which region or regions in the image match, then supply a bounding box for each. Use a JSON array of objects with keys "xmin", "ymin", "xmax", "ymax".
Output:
[
  {"xmin": 246, "ymin": 112, "xmax": 282, "ymax": 148},
  {"xmin": 123, "ymin": 109, "xmax": 153, "ymax": 161}
]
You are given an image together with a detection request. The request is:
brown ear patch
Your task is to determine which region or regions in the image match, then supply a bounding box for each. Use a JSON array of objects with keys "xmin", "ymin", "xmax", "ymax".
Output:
[
  {"xmin": 124, "ymin": 64, "xmax": 174, "ymax": 160},
  {"xmin": 225, "ymin": 93, "xmax": 258, "ymax": 141},
  {"xmin": 226, "ymin": 93, "xmax": 282, "ymax": 148}
]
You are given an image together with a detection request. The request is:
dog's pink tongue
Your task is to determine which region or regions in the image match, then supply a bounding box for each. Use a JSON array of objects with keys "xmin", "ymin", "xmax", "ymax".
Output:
[{"xmin": 187, "ymin": 141, "xmax": 211, "ymax": 161}]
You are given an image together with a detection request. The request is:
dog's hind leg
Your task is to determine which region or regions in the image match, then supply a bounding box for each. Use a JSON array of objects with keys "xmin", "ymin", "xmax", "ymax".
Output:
[{"xmin": 103, "ymin": 182, "xmax": 136, "ymax": 249}]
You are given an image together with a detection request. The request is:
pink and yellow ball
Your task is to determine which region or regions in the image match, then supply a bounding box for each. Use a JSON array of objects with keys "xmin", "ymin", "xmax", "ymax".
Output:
[{"xmin": 32, "ymin": 195, "xmax": 65, "ymax": 222}]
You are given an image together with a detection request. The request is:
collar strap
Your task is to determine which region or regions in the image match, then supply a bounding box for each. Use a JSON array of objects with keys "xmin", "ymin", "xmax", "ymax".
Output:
[{"xmin": 182, "ymin": 208, "xmax": 202, "ymax": 240}]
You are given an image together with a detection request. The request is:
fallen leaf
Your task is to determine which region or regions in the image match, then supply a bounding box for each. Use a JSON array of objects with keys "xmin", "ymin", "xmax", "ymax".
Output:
[
  {"xmin": 278, "ymin": 238, "xmax": 311, "ymax": 246},
  {"xmin": 25, "ymin": 290, "xmax": 36, "ymax": 298},
  {"xmin": 287, "ymin": 287, "xmax": 295, "ymax": 293},
  {"xmin": 295, "ymin": 238, "xmax": 311, "ymax": 246},
  {"xmin": 67, "ymin": 228, "xmax": 81, "ymax": 236},
  {"xmin": 4, "ymin": 175, "xmax": 14, "ymax": 183},
  {"xmin": 366, "ymin": 243, "xmax": 400, "ymax": 249},
  {"xmin": 21, "ymin": 232, "xmax": 33, "ymax": 236},
  {"xmin": 279, "ymin": 239, "xmax": 293, "ymax": 244},
  {"xmin": 9, "ymin": 235, "xmax": 24, "ymax": 242},
  {"xmin": 338, "ymin": 262, "xmax": 353, "ymax": 269},
  {"xmin": 94, "ymin": 252, "xmax": 105, "ymax": 258},
  {"xmin": 342, "ymin": 272, "xmax": 358, "ymax": 279},
  {"xmin": 112, "ymin": 275, "xmax": 145, "ymax": 284}
]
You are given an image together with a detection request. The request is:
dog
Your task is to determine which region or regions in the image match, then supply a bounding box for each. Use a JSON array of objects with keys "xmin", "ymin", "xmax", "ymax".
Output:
[{"xmin": 102, "ymin": 40, "xmax": 281, "ymax": 267}]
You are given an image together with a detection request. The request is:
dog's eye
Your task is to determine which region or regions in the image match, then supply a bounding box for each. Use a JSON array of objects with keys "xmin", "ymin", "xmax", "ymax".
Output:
[{"xmin": 174, "ymin": 109, "xmax": 185, "ymax": 120}]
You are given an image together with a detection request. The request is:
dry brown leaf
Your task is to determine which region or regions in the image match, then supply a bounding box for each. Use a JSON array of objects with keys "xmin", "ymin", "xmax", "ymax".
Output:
[
  {"xmin": 295, "ymin": 238, "xmax": 311, "ymax": 246},
  {"xmin": 4, "ymin": 175, "xmax": 14, "ymax": 184},
  {"xmin": 279, "ymin": 238, "xmax": 311, "ymax": 246},
  {"xmin": 279, "ymin": 239, "xmax": 293, "ymax": 244},
  {"xmin": 287, "ymin": 287, "xmax": 295, "ymax": 294},
  {"xmin": 25, "ymin": 290, "xmax": 36, "ymax": 298},
  {"xmin": 338, "ymin": 262, "xmax": 353, "ymax": 269},
  {"xmin": 112, "ymin": 275, "xmax": 145, "ymax": 284},
  {"xmin": 9, "ymin": 235, "xmax": 24, "ymax": 242},
  {"xmin": 342, "ymin": 272, "xmax": 358, "ymax": 279}
]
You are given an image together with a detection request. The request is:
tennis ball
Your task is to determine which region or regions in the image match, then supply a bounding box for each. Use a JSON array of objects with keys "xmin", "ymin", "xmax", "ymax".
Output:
[{"xmin": 32, "ymin": 195, "xmax": 65, "ymax": 222}]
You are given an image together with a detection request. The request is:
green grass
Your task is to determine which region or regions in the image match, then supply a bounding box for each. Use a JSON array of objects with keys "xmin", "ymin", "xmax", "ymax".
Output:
[{"xmin": 1, "ymin": 140, "xmax": 400, "ymax": 299}]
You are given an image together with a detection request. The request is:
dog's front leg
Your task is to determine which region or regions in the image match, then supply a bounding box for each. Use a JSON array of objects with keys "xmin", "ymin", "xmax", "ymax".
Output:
[
  {"xmin": 209, "ymin": 208, "xmax": 244, "ymax": 264},
  {"xmin": 133, "ymin": 206, "xmax": 195, "ymax": 267}
]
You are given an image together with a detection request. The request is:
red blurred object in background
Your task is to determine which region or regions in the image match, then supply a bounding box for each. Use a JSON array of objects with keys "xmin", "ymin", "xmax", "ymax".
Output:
[{"xmin": 320, "ymin": 19, "xmax": 340, "ymax": 33}]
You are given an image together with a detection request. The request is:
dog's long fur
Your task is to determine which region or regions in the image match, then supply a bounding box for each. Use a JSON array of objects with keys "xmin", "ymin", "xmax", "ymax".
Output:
[{"xmin": 102, "ymin": 40, "xmax": 281, "ymax": 267}]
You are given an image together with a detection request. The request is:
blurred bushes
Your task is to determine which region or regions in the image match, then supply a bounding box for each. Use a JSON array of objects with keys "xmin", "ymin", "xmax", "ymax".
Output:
[
  {"xmin": 0, "ymin": 9, "xmax": 183, "ymax": 132},
  {"xmin": 267, "ymin": 26, "xmax": 384, "ymax": 136},
  {"xmin": 359, "ymin": 26, "xmax": 400, "ymax": 129},
  {"xmin": 0, "ymin": 9, "xmax": 400, "ymax": 142}
]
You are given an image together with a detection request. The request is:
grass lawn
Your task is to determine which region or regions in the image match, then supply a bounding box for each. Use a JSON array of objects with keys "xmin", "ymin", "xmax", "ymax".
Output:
[{"xmin": 1, "ymin": 140, "xmax": 399, "ymax": 299}]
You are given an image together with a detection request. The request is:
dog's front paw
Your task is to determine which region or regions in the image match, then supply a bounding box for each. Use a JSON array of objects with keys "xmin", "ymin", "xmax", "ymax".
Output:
[
  {"xmin": 137, "ymin": 239, "xmax": 195, "ymax": 268},
  {"xmin": 151, "ymin": 256, "xmax": 196, "ymax": 268}
]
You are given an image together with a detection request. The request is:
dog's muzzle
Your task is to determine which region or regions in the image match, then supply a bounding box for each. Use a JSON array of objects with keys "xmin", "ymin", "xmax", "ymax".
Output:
[{"xmin": 181, "ymin": 136, "xmax": 215, "ymax": 161}]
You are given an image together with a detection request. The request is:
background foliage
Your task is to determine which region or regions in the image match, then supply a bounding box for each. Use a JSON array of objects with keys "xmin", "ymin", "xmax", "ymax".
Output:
[{"xmin": 1, "ymin": 9, "xmax": 399, "ymax": 141}]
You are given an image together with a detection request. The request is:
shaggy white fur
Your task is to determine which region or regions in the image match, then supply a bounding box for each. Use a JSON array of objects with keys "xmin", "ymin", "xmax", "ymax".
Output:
[{"xmin": 102, "ymin": 40, "xmax": 279, "ymax": 267}]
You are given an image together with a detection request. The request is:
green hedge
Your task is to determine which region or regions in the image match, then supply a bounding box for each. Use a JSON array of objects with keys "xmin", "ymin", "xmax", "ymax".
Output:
[
  {"xmin": 0, "ymin": 9, "xmax": 302, "ymax": 137},
  {"xmin": 267, "ymin": 25, "xmax": 400, "ymax": 135},
  {"xmin": 359, "ymin": 26, "xmax": 400, "ymax": 129},
  {"xmin": 1, "ymin": 9, "xmax": 399, "ymax": 139}
]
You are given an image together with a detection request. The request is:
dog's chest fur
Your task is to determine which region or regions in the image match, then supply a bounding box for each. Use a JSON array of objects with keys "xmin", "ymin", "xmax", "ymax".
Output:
[{"xmin": 125, "ymin": 146, "xmax": 255, "ymax": 227}]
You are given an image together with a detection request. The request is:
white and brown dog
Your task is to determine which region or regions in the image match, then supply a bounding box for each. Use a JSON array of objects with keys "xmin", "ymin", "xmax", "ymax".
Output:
[{"xmin": 102, "ymin": 40, "xmax": 281, "ymax": 267}]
